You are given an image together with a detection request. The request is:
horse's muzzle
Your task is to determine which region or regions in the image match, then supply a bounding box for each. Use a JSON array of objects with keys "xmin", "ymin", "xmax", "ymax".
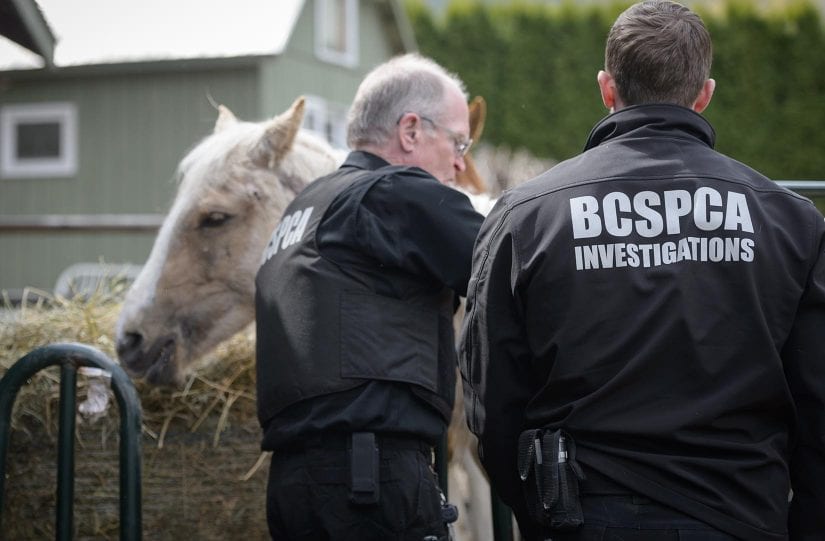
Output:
[{"xmin": 117, "ymin": 333, "xmax": 179, "ymax": 386}]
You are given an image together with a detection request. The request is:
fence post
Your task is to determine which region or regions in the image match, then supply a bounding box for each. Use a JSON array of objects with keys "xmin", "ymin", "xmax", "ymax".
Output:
[{"xmin": 0, "ymin": 342, "xmax": 142, "ymax": 540}]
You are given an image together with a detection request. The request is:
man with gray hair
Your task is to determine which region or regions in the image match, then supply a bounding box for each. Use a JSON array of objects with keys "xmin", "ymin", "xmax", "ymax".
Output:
[
  {"xmin": 255, "ymin": 53, "xmax": 483, "ymax": 539},
  {"xmin": 461, "ymin": 1, "xmax": 825, "ymax": 540}
]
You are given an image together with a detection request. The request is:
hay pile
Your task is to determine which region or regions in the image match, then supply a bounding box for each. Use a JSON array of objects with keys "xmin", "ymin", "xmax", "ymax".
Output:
[{"xmin": 1, "ymin": 290, "xmax": 269, "ymax": 540}]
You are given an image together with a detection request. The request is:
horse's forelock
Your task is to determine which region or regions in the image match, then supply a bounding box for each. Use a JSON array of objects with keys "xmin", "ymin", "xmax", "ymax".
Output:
[{"xmin": 177, "ymin": 122, "xmax": 265, "ymax": 191}]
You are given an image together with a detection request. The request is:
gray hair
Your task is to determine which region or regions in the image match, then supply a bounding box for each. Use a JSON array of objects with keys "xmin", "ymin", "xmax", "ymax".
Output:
[
  {"xmin": 347, "ymin": 53, "xmax": 468, "ymax": 149},
  {"xmin": 606, "ymin": 0, "xmax": 712, "ymax": 107}
]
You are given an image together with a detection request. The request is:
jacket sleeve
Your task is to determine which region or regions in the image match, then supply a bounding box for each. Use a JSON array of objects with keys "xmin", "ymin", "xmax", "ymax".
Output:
[
  {"xmin": 785, "ymin": 214, "xmax": 825, "ymax": 540},
  {"xmin": 358, "ymin": 170, "xmax": 484, "ymax": 296},
  {"xmin": 459, "ymin": 195, "xmax": 538, "ymax": 528}
]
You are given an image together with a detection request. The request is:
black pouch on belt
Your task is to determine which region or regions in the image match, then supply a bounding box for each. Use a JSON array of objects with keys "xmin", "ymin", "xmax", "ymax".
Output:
[
  {"xmin": 349, "ymin": 432, "xmax": 380, "ymax": 505},
  {"xmin": 517, "ymin": 428, "xmax": 586, "ymax": 531}
]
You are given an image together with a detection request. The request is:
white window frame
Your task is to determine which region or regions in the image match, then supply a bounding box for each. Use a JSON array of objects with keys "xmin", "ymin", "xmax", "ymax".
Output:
[
  {"xmin": 303, "ymin": 95, "xmax": 349, "ymax": 150},
  {"xmin": 0, "ymin": 102, "xmax": 78, "ymax": 179},
  {"xmin": 314, "ymin": 0, "xmax": 359, "ymax": 68}
]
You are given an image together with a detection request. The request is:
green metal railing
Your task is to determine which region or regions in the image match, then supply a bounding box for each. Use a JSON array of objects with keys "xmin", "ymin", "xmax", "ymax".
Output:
[{"xmin": 0, "ymin": 342, "xmax": 142, "ymax": 541}]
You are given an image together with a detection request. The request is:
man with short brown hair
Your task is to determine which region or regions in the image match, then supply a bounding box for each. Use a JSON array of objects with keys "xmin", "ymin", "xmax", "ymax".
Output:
[{"xmin": 461, "ymin": 2, "xmax": 825, "ymax": 540}]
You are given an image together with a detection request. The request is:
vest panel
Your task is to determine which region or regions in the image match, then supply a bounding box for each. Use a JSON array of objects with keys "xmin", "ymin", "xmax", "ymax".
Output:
[{"xmin": 256, "ymin": 165, "xmax": 456, "ymax": 427}]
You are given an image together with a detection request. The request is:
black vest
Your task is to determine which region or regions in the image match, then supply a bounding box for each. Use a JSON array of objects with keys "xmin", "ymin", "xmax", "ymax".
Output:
[{"xmin": 255, "ymin": 164, "xmax": 457, "ymax": 427}]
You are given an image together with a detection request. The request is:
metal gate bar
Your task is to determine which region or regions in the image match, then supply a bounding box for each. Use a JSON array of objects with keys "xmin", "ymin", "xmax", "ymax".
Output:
[
  {"xmin": 57, "ymin": 363, "xmax": 78, "ymax": 541},
  {"xmin": 0, "ymin": 342, "xmax": 142, "ymax": 540},
  {"xmin": 777, "ymin": 180, "xmax": 825, "ymax": 195}
]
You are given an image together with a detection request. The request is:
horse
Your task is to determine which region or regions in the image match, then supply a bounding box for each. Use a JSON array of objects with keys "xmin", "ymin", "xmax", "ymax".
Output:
[
  {"xmin": 115, "ymin": 97, "xmax": 342, "ymax": 384},
  {"xmin": 115, "ymin": 96, "xmax": 497, "ymax": 540}
]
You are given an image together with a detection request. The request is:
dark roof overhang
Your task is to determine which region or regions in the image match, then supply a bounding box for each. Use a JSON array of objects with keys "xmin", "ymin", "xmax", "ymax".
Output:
[{"xmin": 0, "ymin": 0, "xmax": 55, "ymax": 68}]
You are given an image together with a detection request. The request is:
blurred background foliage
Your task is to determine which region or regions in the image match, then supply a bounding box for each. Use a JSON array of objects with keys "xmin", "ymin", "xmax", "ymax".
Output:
[{"xmin": 406, "ymin": 0, "xmax": 825, "ymax": 181}]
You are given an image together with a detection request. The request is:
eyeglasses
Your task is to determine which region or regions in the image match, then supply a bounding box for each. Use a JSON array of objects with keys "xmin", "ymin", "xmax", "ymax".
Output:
[
  {"xmin": 419, "ymin": 115, "xmax": 473, "ymax": 157},
  {"xmin": 397, "ymin": 112, "xmax": 473, "ymax": 158}
]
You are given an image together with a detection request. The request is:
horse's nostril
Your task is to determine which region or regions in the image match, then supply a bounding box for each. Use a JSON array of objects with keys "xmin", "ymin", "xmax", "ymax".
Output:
[{"xmin": 116, "ymin": 332, "xmax": 143, "ymax": 358}]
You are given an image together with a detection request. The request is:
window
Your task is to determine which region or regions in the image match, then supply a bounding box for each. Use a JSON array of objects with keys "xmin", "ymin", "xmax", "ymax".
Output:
[
  {"xmin": 304, "ymin": 96, "xmax": 349, "ymax": 150},
  {"xmin": 315, "ymin": 0, "xmax": 358, "ymax": 67},
  {"xmin": 1, "ymin": 102, "xmax": 78, "ymax": 178}
]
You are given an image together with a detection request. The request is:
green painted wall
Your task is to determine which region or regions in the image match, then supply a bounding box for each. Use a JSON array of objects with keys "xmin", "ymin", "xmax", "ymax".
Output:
[
  {"xmin": 0, "ymin": 232, "xmax": 155, "ymax": 298},
  {"xmin": 0, "ymin": 67, "xmax": 258, "ymax": 215},
  {"xmin": 258, "ymin": 0, "xmax": 402, "ymax": 118},
  {"xmin": 0, "ymin": 66, "xmax": 259, "ymax": 294}
]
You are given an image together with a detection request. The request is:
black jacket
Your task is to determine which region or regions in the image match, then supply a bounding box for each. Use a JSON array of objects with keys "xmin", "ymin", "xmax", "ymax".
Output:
[
  {"xmin": 460, "ymin": 104, "xmax": 825, "ymax": 541},
  {"xmin": 256, "ymin": 151, "xmax": 483, "ymax": 451}
]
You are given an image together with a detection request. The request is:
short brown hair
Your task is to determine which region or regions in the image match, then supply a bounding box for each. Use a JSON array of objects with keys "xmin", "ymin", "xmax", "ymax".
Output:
[{"xmin": 605, "ymin": 0, "xmax": 712, "ymax": 107}]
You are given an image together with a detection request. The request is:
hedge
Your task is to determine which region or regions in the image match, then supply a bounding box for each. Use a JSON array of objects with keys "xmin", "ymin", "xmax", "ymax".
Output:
[{"xmin": 406, "ymin": 0, "xmax": 825, "ymax": 181}]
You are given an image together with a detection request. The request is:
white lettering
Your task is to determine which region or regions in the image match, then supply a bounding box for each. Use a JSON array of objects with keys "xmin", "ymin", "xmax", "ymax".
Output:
[
  {"xmin": 664, "ymin": 190, "xmax": 692, "ymax": 235},
  {"xmin": 581, "ymin": 244, "xmax": 600, "ymax": 269},
  {"xmin": 279, "ymin": 212, "xmax": 301, "ymax": 249},
  {"xmin": 570, "ymin": 196, "xmax": 602, "ymax": 239},
  {"xmin": 615, "ymin": 243, "xmax": 627, "ymax": 267},
  {"xmin": 724, "ymin": 192, "xmax": 754, "ymax": 233},
  {"xmin": 287, "ymin": 207, "xmax": 313, "ymax": 245},
  {"xmin": 597, "ymin": 243, "xmax": 615, "ymax": 267},
  {"xmin": 261, "ymin": 206, "xmax": 314, "ymax": 263},
  {"xmin": 677, "ymin": 238, "xmax": 692, "ymax": 261},
  {"xmin": 634, "ymin": 191, "xmax": 663, "ymax": 238},
  {"xmin": 709, "ymin": 237, "xmax": 724, "ymax": 261},
  {"xmin": 626, "ymin": 243, "xmax": 640, "ymax": 267},
  {"xmin": 694, "ymin": 187, "xmax": 724, "ymax": 231},
  {"xmin": 571, "ymin": 188, "xmax": 753, "ymax": 239},
  {"xmin": 572, "ymin": 236, "xmax": 757, "ymax": 270},
  {"xmin": 741, "ymin": 238, "xmax": 755, "ymax": 261},
  {"xmin": 662, "ymin": 242, "xmax": 677, "ymax": 264},
  {"xmin": 604, "ymin": 192, "xmax": 633, "ymax": 237}
]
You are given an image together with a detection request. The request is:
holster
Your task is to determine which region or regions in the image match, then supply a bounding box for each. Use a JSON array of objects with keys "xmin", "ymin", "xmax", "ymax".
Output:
[
  {"xmin": 349, "ymin": 432, "xmax": 380, "ymax": 505},
  {"xmin": 517, "ymin": 428, "xmax": 585, "ymax": 531}
]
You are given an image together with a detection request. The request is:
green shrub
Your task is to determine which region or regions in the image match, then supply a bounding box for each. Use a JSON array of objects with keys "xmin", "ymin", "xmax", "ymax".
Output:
[{"xmin": 407, "ymin": 0, "xmax": 825, "ymax": 181}]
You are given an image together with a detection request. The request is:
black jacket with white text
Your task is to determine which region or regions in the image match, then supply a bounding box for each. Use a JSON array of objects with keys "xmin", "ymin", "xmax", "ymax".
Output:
[{"xmin": 460, "ymin": 104, "xmax": 825, "ymax": 541}]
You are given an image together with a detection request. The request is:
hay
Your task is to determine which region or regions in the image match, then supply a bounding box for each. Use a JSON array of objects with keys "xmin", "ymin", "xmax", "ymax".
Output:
[{"xmin": 1, "ymin": 290, "xmax": 269, "ymax": 540}]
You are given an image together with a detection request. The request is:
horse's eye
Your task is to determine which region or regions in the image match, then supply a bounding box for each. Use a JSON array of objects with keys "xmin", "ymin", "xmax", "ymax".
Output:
[{"xmin": 199, "ymin": 211, "xmax": 232, "ymax": 229}]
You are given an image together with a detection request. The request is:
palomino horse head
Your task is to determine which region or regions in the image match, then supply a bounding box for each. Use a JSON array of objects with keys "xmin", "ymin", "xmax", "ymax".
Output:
[
  {"xmin": 115, "ymin": 97, "xmax": 343, "ymax": 385},
  {"xmin": 116, "ymin": 96, "xmax": 490, "ymax": 386}
]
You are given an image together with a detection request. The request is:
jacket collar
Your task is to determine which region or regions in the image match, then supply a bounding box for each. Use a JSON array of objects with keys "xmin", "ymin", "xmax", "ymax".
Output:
[
  {"xmin": 341, "ymin": 150, "xmax": 391, "ymax": 171},
  {"xmin": 584, "ymin": 104, "xmax": 716, "ymax": 151}
]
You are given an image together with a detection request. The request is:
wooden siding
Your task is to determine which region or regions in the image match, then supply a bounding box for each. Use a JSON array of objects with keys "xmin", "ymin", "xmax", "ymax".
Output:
[
  {"xmin": 0, "ymin": 232, "xmax": 155, "ymax": 297},
  {"xmin": 1, "ymin": 67, "xmax": 258, "ymax": 214}
]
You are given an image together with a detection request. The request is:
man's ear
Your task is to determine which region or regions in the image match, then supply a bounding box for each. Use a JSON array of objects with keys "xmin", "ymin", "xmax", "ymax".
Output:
[
  {"xmin": 397, "ymin": 112, "xmax": 420, "ymax": 153},
  {"xmin": 597, "ymin": 70, "xmax": 620, "ymax": 112},
  {"xmin": 692, "ymin": 78, "xmax": 716, "ymax": 113}
]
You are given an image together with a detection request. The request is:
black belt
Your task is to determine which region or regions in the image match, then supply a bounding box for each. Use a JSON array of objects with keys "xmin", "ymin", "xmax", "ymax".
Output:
[
  {"xmin": 276, "ymin": 431, "xmax": 433, "ymax": 455},
  {"xmin": 580, "ymin": 466, "xmax": 634, "ymax": 495},
  {"xmin": 274, "ymin": 432, "xmax": 433, "ymax": 505}
]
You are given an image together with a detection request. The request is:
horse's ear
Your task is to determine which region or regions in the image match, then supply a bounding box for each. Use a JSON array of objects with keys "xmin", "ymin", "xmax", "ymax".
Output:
[
  {"xmin": 254, "ymin": 97, "xmax": 306, "ymax": 168},
  {"xmin": 468, "ymin": 96, "xmax": 486, "ymax": 143},
  {"xmin": 215, "ymin": 105, "xmax": 238, "ymax": 133},
  {"xmin": 454, "ymin": 96, "xmax": 488, "ymax": 195}
]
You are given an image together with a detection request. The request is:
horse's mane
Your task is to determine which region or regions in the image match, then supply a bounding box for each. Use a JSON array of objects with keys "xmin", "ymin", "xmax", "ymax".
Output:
[
  {"xmin": 175, "ymin": 120, "xmax": 343, "ymax": 193},
  {"xmin": 280, "ymin": 130, "xmax": 346, "ymax": 190}
]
